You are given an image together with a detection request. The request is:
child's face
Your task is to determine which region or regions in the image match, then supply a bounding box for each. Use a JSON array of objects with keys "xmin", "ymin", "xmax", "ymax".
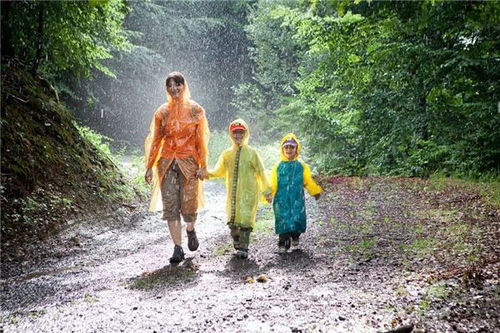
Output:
[
  {"xmin": 231, "ymin": 129, "xmax": 245, "ymax": 145},
  {"xmin": 283, "ymin": 144, "xmax": 297, "ymax": 160}
]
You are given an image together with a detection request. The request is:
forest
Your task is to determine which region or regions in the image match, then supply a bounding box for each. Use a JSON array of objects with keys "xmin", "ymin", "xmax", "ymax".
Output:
[
  {"xmin": 2, "ymin": 0, "xmax": 498, "ymax": 177},
  {"xmin": 1, "ymin": 1, "xmax": 499, "ymax": 332}
]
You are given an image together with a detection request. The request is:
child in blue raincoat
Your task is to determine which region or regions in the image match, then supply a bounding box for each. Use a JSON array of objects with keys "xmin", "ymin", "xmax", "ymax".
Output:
[{"xmin": 269, "ymin": 133, "xmax": 323, "ymax": 253}]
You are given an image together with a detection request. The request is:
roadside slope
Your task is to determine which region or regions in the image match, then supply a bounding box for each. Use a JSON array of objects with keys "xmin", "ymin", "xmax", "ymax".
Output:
[{"xmin": 1, "ymin": 61, "xmax": 138, "ymax": 262}]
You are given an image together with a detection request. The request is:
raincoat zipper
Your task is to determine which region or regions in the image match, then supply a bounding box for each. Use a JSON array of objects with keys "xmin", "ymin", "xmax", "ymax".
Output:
[{"xmin": 229, "ymin": 146, "xmax": 242, "ymax": 223}]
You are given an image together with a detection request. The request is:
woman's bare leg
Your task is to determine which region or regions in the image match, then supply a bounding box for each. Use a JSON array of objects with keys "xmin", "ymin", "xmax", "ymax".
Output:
[{"xmin": 167, "ymin": 220, "xmax": 182, "ymax": 246}]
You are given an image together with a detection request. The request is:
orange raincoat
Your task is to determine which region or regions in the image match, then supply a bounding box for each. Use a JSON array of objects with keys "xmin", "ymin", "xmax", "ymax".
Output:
[{"xmin": 144, "ymin": 81, "xmax": 209, "ymax": 211}]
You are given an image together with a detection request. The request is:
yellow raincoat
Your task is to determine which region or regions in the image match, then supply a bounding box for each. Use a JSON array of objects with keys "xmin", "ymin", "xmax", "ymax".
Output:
[
  {"xmin": 208, "ymin": 119, "xmax": 271, "ymax": 229},
  {"xmin": 269, "ymin": 133, "xmax": 322, "ymax": 234}
]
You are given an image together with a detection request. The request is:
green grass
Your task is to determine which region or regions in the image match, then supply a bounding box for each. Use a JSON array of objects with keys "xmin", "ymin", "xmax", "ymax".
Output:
[
  {"xmin": 254, "ymin": 204, "xmax": 274, "ymax": 234},
  {"xmin": 418, "ymin": 208, "xmax": 458, "ymax": 223},
  {"xmin": 214, "ymin": 242, "xmax": 233, "ymax": 256},
  {"xmin": 479, "ymin": 182, "xmax": 500, "ymax": 208},
  {"xmin": 402, "ymin": 237, "xmax": 436, "ymax": 258},
  {"xmin": 83, "ymin": 294, "xmax": 99, "ymax": 303},
  {"xmin": 1, "ymin": 315, "xmax": 19, "ymax": 325},
  {"xmin": 345, "ymin": 238, "xmax": 377, "ymax": 257},
  {"xmin": 427, "ymin": 282, "xmax": 450, "ymax": 299}
]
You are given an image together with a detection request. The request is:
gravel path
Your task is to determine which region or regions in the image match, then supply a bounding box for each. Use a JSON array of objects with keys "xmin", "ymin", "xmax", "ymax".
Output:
[{"xmin": 1, "ymin": 178, "xmax": 498, "ymax": 332}]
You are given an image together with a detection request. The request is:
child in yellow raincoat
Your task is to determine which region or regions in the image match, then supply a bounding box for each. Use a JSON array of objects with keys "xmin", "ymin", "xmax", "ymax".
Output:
[
  {"xmin": 207, "ymin": 119, "xmax": 272, "ymax": 259},
  {"xmin": 269, "ymin": 133, "xmax": 322, "ymax": 253}
]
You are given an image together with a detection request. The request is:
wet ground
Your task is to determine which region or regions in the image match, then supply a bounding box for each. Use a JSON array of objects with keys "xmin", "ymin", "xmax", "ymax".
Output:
[{"xmin": 1, "ymin": 178, "xmax": 499, "ymax": 332}]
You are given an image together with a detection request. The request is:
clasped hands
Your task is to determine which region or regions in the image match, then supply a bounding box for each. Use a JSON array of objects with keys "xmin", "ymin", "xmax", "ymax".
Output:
[{"xmin": 196, "ymin": 167, "xmax": 208, "ymax": 180}]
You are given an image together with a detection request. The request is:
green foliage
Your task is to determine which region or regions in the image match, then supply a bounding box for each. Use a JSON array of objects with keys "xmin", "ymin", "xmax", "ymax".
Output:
[
  {"xmin": 128, "ymin": 155, "xmax": 149, "ymax": 199},
  {"xmin": 233, "ymin": 0, "xmax": 307, "ymax": 141},
  {"xmin": 76, "ymin": 124, "xmax": 117, "ymax": 164},
  {"xmin": 61, "ymin": 0, "xmax": 256, "ymax": 148},
  {"xmin": 0, "ymin": 64, "xmax": 138, "ymax": 245},
  {"xmin": 207, "ymin": 130, "xmax": 232, "ymax": 169},
  {"xmin": 1, "ymin": 0, "xmax": 132, "ymax": 78},
  {"xmin": 207, "ymin": 130, "xmax": 280, "ymax": 170},
  {"xmin": 241, "ymin": 0, "xmax": 500, "ymax": 177}
]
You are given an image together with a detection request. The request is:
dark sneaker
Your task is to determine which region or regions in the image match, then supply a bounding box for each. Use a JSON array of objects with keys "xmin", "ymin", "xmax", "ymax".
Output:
[
  {"xmin": 284, "ymin": 238, "xmax": 291, "ymax": 250},
  {"xmin": 236, "ymin": 249, "xmax": 248, "ymax": 259},
  {"xmin": 169, "ymin": 245, "xmax": 185, "ymax": 264},
  {"xmin": 187, "ymin": 229, "xmax": 199, "ymax": 251}
]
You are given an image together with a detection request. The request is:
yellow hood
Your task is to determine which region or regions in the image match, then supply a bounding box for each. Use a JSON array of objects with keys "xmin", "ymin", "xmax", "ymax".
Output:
[
  {"xmin": 280, "ymin": 133, "xmax": 302, "ymax": 161},
  {"xmin": 228, "ymin": 118, "xmax": 250, "ymax": 147}
]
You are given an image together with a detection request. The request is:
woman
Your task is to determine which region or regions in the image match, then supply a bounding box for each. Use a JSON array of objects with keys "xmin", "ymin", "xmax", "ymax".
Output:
[{"xmin": 144, "ymin": 72, "xmax": 209, "ymax": 264}]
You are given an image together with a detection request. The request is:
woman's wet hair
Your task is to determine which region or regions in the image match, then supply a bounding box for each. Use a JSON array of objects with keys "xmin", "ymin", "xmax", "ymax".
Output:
[{"xmin": 166, "ymin": 71, "xmax": 185, "ymax": 87}]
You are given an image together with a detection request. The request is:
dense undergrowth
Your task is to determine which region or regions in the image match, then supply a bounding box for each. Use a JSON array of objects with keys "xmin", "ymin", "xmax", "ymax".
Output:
[{"xmin": 1, "ymin": 62, "xmax": 143, "ymax": 252}]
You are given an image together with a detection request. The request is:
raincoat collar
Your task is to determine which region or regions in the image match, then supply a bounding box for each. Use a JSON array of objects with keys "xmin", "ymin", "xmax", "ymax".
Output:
[
  {"xmin": 229, "ymin": 118, "xmax": 250, "ymax": 147},
  {"xmin": 280, "ymin": 133, "xmax": 302, "ymax": 161}
]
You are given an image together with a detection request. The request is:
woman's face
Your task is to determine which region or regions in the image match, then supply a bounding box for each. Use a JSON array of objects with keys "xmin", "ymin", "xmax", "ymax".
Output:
[
  {"xmin": 231, "ymin": 130, "xmax": 245, "ymax": 145},
  {"xmin": 166, "ymin": 79, "xmax": 185, "ymax": 99}
]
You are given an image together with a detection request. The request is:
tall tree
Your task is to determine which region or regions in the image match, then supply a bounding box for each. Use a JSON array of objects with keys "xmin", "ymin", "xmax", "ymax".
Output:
[{"xmin": 1, "ymin": 0, "xmax": 131, "ymax": 78}]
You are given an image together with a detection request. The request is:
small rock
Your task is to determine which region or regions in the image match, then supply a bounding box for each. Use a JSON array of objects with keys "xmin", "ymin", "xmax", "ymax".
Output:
[{"xmin": 256, "ymin": 274, "xmax": 268, "ymax": 283}]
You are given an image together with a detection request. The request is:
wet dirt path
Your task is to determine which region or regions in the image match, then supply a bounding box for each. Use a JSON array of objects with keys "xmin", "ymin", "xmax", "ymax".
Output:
[{"xmin": 1, "ymin": 179, "xmax": 498, "ymax": 332}]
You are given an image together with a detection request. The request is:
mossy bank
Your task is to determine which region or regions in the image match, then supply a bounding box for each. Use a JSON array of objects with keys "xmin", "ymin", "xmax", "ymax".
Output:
[{"xmin": 1, "ymin": 60, "xmax": 141, "ymax": 257}]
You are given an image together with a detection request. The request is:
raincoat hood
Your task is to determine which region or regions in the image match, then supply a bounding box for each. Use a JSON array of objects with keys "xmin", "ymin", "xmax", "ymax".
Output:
[
  {"xmin": 280, "ymin": 133, "xmax": 302, "ymax": 161},
  {"xmin": 229, "ymin": 118, "xmax": 250, "ymax": 147}
]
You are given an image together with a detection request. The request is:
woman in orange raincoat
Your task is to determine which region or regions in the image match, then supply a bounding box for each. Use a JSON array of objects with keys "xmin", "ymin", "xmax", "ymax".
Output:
[{"xmin": 144, "ymin": 72, "xmax": 209, "ymax": 264}]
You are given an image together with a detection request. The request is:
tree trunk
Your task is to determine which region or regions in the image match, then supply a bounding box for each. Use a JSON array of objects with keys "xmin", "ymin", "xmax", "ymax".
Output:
[{"xmin": 32, "ymin": 2, "xmax": 44, "ymax": 75}]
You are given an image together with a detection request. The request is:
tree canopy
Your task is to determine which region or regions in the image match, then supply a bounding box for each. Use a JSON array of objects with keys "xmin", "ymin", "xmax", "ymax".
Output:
[
  {"xmin": 2, "ymin": 0, "xmax": 498, "ymax": 177},
  {"xmin": 1, "ymin": 0, "xmax": 131, "ymax": 78},
  {"xmin": 235, "ymin": 0, "xmax": 499, "ymax": 177}
]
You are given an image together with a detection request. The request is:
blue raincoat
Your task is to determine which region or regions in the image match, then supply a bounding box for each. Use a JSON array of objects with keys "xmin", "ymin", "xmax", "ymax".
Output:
[{"xmin": 269, "ymin": 133, "xmax": 322, "ymax": 235}]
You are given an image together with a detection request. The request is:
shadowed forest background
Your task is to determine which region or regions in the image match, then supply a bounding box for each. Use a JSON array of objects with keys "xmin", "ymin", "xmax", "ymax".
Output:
[{"xmin": 2, "ymin": 0, "xmax": 499, "ymax": 174}]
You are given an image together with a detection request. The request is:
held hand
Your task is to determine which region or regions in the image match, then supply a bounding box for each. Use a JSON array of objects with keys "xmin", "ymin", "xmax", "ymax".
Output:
[
  {"xmin": 197, "ymin": 167, "xmax": 208, "ymax": 180},
  {"xmin": 145, "ymin": 168, "xmax": 153, "ymax": 184},
  {"xmin": 265, "ymin": 193, "xmax": 273, "ymax": 204},
  {"xmin": 314, "ymin": 193, "xmax": 321, "ymax": 201}
]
